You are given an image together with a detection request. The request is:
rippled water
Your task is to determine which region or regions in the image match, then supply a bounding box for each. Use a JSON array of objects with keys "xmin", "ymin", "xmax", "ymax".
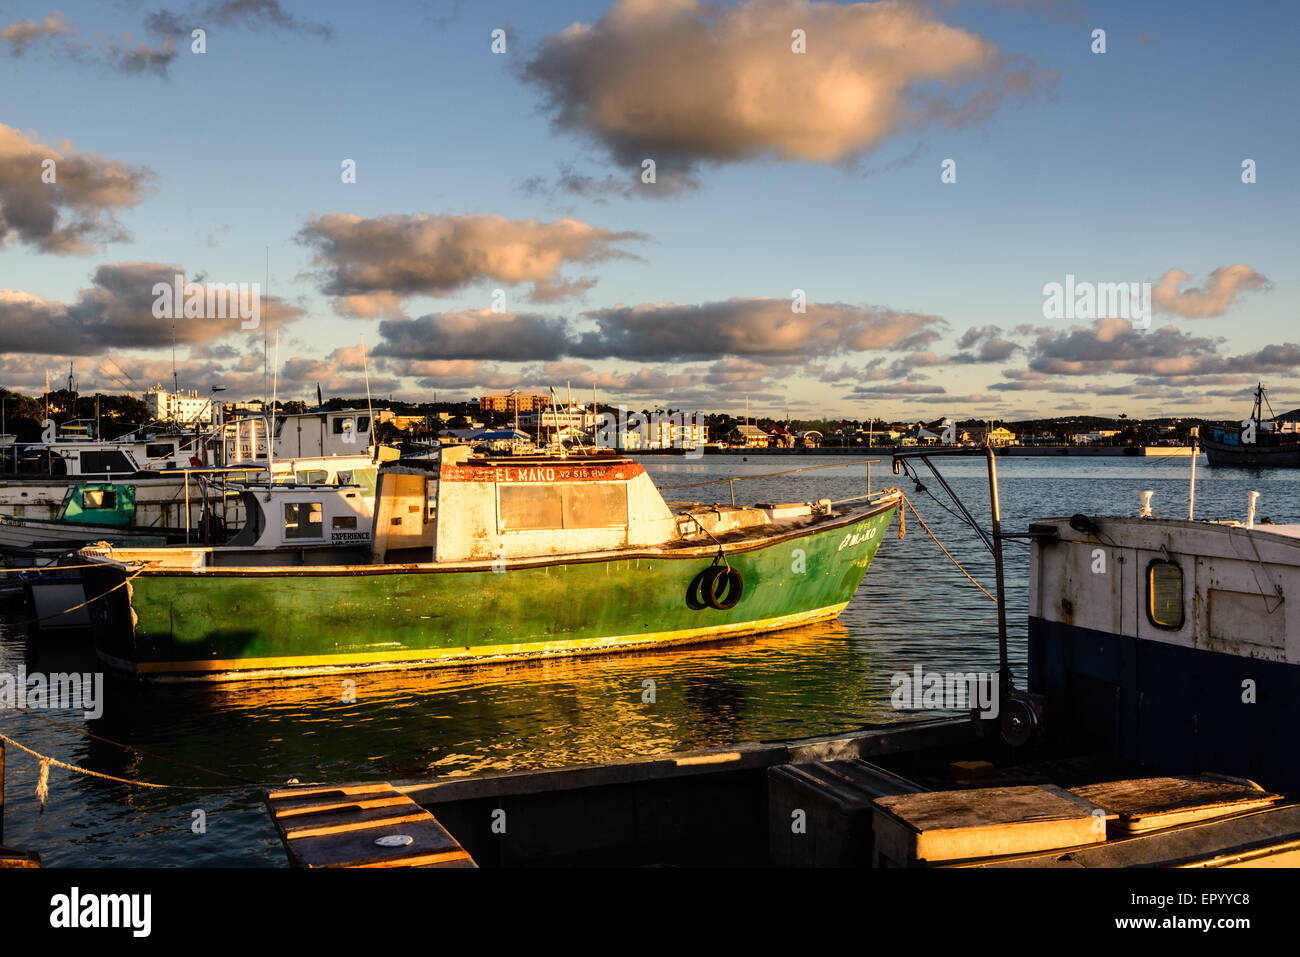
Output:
[{"xmin": 1, "ymin": 452, "xmax": 1295, "ymax": 866}]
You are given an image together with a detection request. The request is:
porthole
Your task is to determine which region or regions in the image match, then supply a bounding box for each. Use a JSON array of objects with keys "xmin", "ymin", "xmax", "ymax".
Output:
[{"xmin": 1147, "ymin": 559, "xmax": 1184, "ymax": 629}]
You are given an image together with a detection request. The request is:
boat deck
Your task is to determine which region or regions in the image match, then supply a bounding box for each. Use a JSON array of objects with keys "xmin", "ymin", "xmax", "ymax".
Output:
[{"xmin": 263, "ymin": 715, "xmax": 1300, "ymax": 869}]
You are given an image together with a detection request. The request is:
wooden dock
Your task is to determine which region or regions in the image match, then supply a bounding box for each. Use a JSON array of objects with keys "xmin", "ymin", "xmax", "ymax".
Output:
[{"xmin": 265, "ymin": 782, "xmax": 475, "ymax": 868}]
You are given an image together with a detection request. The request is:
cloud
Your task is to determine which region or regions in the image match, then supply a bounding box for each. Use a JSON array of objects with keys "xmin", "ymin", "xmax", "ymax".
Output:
[
  {"xmin": 954, "ymin": 324, "xmax": 1020, "ymax": 362},
  {"xmin": 0, "ymin": 124, "xmax": 153, "ymax": 253},
  {"xmin": 522, "ymin": 0, "xmax": 1054, "ymax": 179},
  {"xmin": 1024, "ymin": 316, "xmax": 1300, "ymax": 379},
  {"xmin": 297, "ymin": 212, "xmax": 644, "ymax": 311},
  {"xmin": 1152, "ymin": 264, "xmax": 1272, "ymax": 318},
  {"xmin": 376, "ymin": 310, "xmax": 573, "ymax": 361},
  {"xmin": 198, "ymin": 0, "xmax": 332, "ymax": 39},
  {"xmin": 1, "ymin": 2, "xmax": 330, "ymax": 76},
  {"xmin": 571, "ymin": 298, "xmax": 947, "ymax": 361},
  {"xmin": 0, "ymin": 11, "xmax": 75, "ymax": 54},
  {"xmin": 0, "ymin": 263, "xmax": 303, "ymax": 355},
  {"xmin": 519, "ymin": 161, "xmax": 700, "ymax": 202}
]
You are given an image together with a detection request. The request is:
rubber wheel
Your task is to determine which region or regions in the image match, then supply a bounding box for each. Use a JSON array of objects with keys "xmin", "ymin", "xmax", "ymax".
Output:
[
  {"xmin": 705, "ymin": 567, "xmax": 743, "ymax": 610},
  {"xmin": 686, "ymin": 566, "xmax": 721, "ymax": 609}
]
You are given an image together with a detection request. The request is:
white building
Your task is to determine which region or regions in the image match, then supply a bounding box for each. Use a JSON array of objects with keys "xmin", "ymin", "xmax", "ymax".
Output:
[{"xmin": 145, "ymin": 385, "xmax": 218, "ymax": 424}]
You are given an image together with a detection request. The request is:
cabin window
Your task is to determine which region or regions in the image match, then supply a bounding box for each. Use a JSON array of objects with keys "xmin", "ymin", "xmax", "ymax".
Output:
[
  {"xmin": 499, "ymin": 485, "xmax": 563, "ymax": 530},
  {"xmin": 296, "ymin": 469, "xmax": 328, "ymax": 485},
  {"xmin": 145, "ymin": 443, "xmax": 175, "ymax": 459},
  {"xmin": 82, "ymin": 489, "xmax": 116, "ymax": 509},
  {"xmin": 357, "ymin": 416, "xmax": 370, "ymax": 433},
  {"xmin": 80, "ymin": 450, "xmax": 133, "ymax": 473},
  {"xmin": 332, "ymin": 516, "xmax": 357, "ymax": 530},
  {"xmin": 497, "ymin": 482, "xmax": 628, "ymax": 532},
  {"xmin": 284, "ymin": 502, "xmax": 323, "ymax": 539},
  {"xmin": 352, "ymin": 468, "xmax": 378, "ymax": 497},
  {"xmin": 562, "ymin": 483, "xmax": 628, "ymax": 529},
  {"xmin": 1147, "ymin": 560, "xmax": 1184, "ymax": 629},
  {"xmin": 332, "ymin": 418, "xmax": 354, "ymax": 435}
]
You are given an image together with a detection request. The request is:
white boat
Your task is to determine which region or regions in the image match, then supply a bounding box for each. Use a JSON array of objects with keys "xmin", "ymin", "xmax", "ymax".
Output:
[
  {"xmin": 0, "ymin": 409, "xmax": 393, "ymax": 544},
  {"xmin": 20, "ymin": 482, "xmax": 375, "ymax": 633}
]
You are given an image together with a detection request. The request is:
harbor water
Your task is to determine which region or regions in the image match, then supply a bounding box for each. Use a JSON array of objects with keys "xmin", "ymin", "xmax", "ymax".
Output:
[{"xmin": 1, "ymin": 453, "xmax": 1296, "ymax": 866}]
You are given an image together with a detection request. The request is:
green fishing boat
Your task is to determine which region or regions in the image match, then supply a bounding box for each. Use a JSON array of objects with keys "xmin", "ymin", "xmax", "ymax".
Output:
[{"xmin": 79, "ymin": 448, "xmax": 901, "ymax": 681}]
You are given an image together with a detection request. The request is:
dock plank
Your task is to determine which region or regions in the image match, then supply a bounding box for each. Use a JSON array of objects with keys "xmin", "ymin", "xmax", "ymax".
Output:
[
  {"xmin": 266, "ymin": 782, "xmax": 475, "ymax": 868},
  {"xmin": 1071, "ymin": 775, "xmax": 1282, "ymax": 834}
]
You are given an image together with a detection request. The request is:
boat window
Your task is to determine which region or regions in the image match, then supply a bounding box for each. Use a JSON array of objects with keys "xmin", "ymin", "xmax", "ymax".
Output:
[
  {"xmin": 284, "ymin": 502, "xmax": 323, "ymax": 538},
  {"xmin": 146, "ymin": 443, "xmax": 175, "ymax": 459},
  {"xmin": 332, "ymin": 515, "xmax": 357, "ymax": 530},
  {"xmin": 498, "ymin": 482, "xmax": 628, "ymax": 532},
  {"xmin": 1148, "ymin": 560, "xmax": 1184, "ymax": 629},
  {"xmin": 357, "ymin": 416, "xmax": 370, "ymax": 433},
  {"xmin": 80, "ymin": 450, "xmax": 133, "ymax": 473},
  {"xmin": 82, "ymin": 488, "xmax": 116, "ymax": 509},
  {"xmin": 296, "ymin": 469, "xmax": 328, "ymax": 485},
  {"xmin": 352, "ymin": 468, "xmax": 378, "ymax": 496},
  {"xmin": 332, "ymin": 417, "xmax": 354, "ymax": 435},
  {"xmin": 562, "ymin": 483, "xmax": 628, "ymax": 529},
  {"xmin": 499, "ymin": 485, "xmax": 563, "ymax": 530}
]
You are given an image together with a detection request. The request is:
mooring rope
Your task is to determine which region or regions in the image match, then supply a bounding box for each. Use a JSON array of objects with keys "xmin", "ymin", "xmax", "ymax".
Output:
[
  {"xmin": 6, "ymin": 563, "xmax": 150, "ymax": 627},
  {"xmin": 0, "ymin": 731, "xmax": 299, "ymax": 811},
  {"xmin": 897, "ymin": 492, "xmax": 997, "ymax": 603}
]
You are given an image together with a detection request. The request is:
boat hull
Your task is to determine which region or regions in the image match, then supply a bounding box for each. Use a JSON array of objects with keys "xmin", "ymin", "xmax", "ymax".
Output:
[
  {"xmin": 1202, "ymin": 436, "xmax": 1300, "ymax": 467},
  {"xmin": 1029, "ymin": 616, "xmax": 1300, "ymax": 797},
  {"xmin": 84, "ymin": 500, "xmax": 899, "ymax": 681}
]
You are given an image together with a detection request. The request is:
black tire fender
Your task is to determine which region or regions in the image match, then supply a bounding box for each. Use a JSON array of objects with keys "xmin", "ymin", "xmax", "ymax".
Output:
[{"xmin": 705, "ymin": 566, "xmax": 743, "ymax": 610}]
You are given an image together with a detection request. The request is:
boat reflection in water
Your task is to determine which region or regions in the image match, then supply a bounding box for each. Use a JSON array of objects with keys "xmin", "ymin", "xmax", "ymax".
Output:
[{"xmin": 65, "ymin": 617, "xmax": 899, "ymax": 795}]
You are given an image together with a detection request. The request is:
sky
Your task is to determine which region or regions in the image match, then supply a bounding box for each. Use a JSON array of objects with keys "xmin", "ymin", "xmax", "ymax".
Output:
[{"xmin": 0, "ymin": 0, "xmax": 1296, "ymax": 422}]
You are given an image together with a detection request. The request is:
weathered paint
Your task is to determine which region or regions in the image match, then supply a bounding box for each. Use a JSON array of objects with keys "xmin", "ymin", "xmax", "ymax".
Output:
[
  {"xmin": 83, "ymin": 499, "xmax": 898, "ymax": 681},
  {"xmin": 1029, "ymin": 515, "xmax": 1300, "ymax": 795}
]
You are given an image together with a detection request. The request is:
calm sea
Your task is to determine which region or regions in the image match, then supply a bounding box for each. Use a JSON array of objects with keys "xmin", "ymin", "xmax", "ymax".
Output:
[{"xmin": 1, "ymin": 453, "xmax": 1295, "ymax": 866}]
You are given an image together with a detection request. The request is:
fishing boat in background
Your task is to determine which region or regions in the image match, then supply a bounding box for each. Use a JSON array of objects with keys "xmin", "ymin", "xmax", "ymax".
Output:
[
  {"xmin": 78, "ymin": 447, "xmax": 901, "ymax": 680},
  {"xmin": 1202, "ymin": 382, "xmax": 1300, "ymax": 467},
  {"xmin": 20, "ymin": 482, "xmax": 374, "ymax": 635},
  {"xmin": 0, "ymin": 408, "xmax": 392, "ymax": 549}
]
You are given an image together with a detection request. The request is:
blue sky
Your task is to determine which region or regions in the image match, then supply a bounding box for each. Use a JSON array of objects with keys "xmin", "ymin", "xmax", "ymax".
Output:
[{"xmin": 1, "ymin": 0, "xmax": 1296, "ymax": 421}]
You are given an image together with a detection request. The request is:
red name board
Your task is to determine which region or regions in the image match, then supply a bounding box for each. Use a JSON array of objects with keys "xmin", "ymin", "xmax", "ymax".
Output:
[{"xmin": 441, "ymin": 462, "xmax": 643, "ymax": 483}]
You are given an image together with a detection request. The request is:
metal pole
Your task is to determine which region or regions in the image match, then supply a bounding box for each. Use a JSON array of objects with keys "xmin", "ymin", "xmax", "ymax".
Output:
[
  {"xmin": 986, "ymin": 447, "xmax": 1010, "ymax": 691},
  {"xmin": 184, "ymin": 471, "xmax": 191, "ymax": 544},
  {"xmin": 1188, "ymin": 427, "xmax": 1198, "ymax": 520},
  {"xmin": 1, "ymin": 737, "xmax": 5, "ymax": 845},
  {"xmin": 729, "ymin": 479, "xmax": 735, "ymax": 507}
]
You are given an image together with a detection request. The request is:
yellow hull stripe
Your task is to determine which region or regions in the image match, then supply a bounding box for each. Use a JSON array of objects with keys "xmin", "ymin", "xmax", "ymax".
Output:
[{"xmin": 109, "ymin": 602, "xmax": 851, "ymax": 681}]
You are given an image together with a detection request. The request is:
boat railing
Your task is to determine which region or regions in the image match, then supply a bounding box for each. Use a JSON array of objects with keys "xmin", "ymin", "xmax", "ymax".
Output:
[{"xmin": 658, "ymin": 459, "xmax": 885, "ymax": 507}]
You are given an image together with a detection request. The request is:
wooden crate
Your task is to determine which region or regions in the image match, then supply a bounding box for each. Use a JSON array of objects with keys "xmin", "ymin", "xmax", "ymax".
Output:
[
  {"xmin": 873, "ymin": 784, "xmax": 1110, "ymax": 867},
  {"xmin": 768, "ymin": 759, "xmax": 923, "ymax": 867}
]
